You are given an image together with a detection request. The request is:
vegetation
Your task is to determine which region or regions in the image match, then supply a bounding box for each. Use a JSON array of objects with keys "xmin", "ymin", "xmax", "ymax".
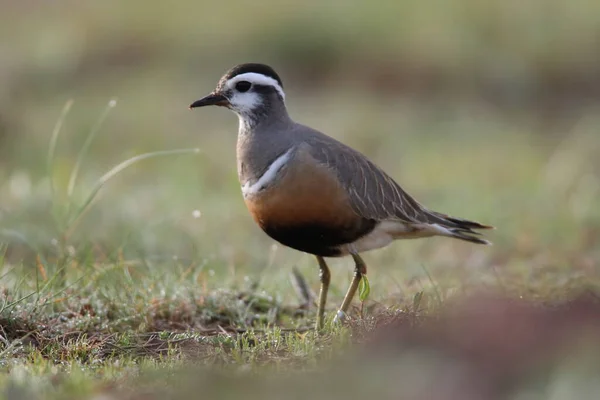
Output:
[{"xmin": 0, "ymin": 1, "xmax": 599, "ymax": 398}]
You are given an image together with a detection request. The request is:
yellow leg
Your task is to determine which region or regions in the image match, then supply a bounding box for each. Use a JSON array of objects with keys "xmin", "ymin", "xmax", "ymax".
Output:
[
  {"xmin": 315, "ymin": 256, "xmax": 331, "ymax": 331},
  {"xmin": 335, "ymin": 253, "xmax": 367, "ymax": 323}
]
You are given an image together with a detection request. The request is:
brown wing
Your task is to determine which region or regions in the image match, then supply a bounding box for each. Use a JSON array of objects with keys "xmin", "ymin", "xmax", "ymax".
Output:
[
  {"xmin": 303, "ymin": 129, "xmax": 492, "ymax": 233},
  {"xmin": 304, "ymin": 133, "xmax": 430, "ymax": 223}
]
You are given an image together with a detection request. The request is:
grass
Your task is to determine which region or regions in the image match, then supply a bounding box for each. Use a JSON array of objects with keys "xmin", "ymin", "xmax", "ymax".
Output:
[
  {"xmin": 0, "ymin": 246, "xmax": 355, "ymax": 399},
  {"xmin": 0, "ymin": 92, "xmax": 598, "ymax": 400},
  {"xmin": 1, "ymin": 1, "xmax": 600, "ymax": 398}
]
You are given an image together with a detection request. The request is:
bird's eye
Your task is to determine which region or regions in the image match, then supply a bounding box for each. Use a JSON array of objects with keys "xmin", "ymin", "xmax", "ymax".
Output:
[{"xmin": 235, "ymin": 81, "xmax": 252, "ymax": 92}]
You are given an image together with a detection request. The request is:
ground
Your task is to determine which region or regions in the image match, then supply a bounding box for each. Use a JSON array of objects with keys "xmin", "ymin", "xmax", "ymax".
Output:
[{"xmin": 1, "ymin": 1, "xmax": 600, "ymax": 399}]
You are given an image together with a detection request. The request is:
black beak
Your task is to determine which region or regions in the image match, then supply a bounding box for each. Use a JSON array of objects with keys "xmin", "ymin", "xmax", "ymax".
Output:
[{"xmin": 189, "ymin": 92, "xmax": 229, "ymax": 109}]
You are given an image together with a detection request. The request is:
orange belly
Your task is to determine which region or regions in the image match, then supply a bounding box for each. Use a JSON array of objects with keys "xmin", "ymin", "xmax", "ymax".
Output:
[{"xmin": 243, "ymin": 148, "xmax": 376, "ymax": 255}]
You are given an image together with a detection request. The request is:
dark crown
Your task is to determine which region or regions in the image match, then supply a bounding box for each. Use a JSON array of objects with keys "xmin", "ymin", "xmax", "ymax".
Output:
[{"xmin": 221, "ymin": 63, "xmax": 284, "ymax": 88}]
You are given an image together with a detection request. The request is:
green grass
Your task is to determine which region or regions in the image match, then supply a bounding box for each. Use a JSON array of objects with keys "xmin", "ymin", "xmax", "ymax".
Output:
[
  {"xmin": 0, "ymin": 92, "xmax": 597, "ymax": 398},
  {"xmin": 1, "ymin": 1, "xmax": 600, "ymax": 398}
]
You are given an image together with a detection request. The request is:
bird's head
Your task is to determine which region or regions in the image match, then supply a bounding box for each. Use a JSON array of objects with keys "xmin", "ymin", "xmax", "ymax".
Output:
[{"xmin": 190, "ymin": 63, "xmax": 287, "ymax": 127}]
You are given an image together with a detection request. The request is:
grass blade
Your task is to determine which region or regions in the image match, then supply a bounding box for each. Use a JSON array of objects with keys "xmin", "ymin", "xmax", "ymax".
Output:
[
  {"xmin": 419, "ymin": 263, "xmax": 442, "ymax": 306},
  {"xmin": 66, "ymin": 99, "xmax": 117, "ymax": 201},
  {"xmin": 66, "ymin": 148, "xmax": 200, "ymax": 235},
  {"xmin": 0, "ymin": 229, "xmax": 47, "ymax": 266},
  {"xmin": 359, "ymin": 275, "xmax": 370, "ymax": 302},
  {"xmin": 47, "ymin": 100, "xmax": 74, "ymax": 206}
]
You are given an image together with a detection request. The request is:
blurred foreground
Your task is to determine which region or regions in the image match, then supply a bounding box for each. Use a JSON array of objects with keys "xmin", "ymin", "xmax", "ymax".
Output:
[
  {"xmin": 7, "ymin": 291, "xmax": 600, "ymax": 400},
  {"xmin": 130, "ymin": 291, "xmax": 600, "ymax": 399},
  {"xmin": 1, "ymin": 1, "xmax": 600, "ymax": 399}
]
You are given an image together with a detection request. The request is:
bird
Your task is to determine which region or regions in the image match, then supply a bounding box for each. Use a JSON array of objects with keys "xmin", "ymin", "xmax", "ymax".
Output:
[{"xmin": 189, "ymin": 63, "xmax": 493, "ymax": 330}]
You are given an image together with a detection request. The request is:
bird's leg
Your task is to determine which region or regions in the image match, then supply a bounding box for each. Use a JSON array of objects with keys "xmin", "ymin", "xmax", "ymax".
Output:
[
  {"xmin": 335, "ymin": 253, "xmax": 367, "ymax": 323},
  {"xmin": 315, "ymin": 255, "xmax": 331, "ymax": 331}
]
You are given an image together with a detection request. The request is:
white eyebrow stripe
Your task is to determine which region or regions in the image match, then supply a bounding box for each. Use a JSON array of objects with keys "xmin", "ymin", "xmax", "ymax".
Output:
[
  {"xmin": 226, "ymin": 72, "xmax": 285, "ymax": 100},
  {"xmin": 241, "ymin": 147, "xmax": 294, "ymax": 196}
]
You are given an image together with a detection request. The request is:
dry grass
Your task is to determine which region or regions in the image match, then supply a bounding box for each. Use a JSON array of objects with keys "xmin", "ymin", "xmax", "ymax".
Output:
[{"xmin": 1, "ymin": 1, "xmax": 599, "ymax": 399}]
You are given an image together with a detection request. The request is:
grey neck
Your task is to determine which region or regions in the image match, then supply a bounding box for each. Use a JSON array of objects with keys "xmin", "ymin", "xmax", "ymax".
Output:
[{"xmin": 236, "ymin": 102, "xmax": 296, "ymax": 186}]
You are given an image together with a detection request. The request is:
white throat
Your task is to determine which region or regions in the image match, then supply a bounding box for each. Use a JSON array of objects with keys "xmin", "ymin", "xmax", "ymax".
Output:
[
  {"xmin": 237, "ymin": 113, "xmax": 256, "ymax": 133},
  {"xmin": 230, "ymin": 91, "xmax": 263, "ymax": 117}
]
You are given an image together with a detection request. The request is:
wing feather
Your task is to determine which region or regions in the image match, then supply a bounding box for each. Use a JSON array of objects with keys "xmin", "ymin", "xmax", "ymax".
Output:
[
  {"xmin": 295, "ymin": 124, "xmax": 493, "ymax": 242},
  {"xmin": 305, "ymin": 134, "xmax": 430, "ymax": 224}
]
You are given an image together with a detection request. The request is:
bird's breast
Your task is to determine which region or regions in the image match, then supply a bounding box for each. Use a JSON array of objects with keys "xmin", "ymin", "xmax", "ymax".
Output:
[{"xmin": 241, "ymin": 146, "xmax": 376, "ymax": 255}]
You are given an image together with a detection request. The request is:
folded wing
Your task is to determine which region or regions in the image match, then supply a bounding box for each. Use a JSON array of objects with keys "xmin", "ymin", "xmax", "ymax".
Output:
[{"xmin": 304, "ymin": 131, "xmax": 493, "ymax": 244}]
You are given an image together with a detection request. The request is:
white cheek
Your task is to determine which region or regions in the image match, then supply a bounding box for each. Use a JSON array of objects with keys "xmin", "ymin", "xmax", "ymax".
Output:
[{"xmin": 230, "ymin": 92, "xmax": 262, "ymax": 114}]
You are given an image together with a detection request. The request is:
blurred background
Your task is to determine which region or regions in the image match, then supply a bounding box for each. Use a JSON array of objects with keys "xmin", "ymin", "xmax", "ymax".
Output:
[
  {"xmin": 0, "ymin": 0, "xmax": 599, "ymax": 301},
  {"xmin": 2, "ymin": 1, "xmax": 600, "ymax": 399}
]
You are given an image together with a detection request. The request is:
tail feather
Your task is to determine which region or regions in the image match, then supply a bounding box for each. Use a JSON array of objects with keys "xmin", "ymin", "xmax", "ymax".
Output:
[
  {"xmin": 442, "ymin": 215, "xmax": 495, "ymax": 230},
  {"xmin": 446, "ymin": 228, "xmax": 491, "ymax": 245},
  {"xmin": 427, "ymin": 211, "xmax": 494, "ymax": 245}
]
